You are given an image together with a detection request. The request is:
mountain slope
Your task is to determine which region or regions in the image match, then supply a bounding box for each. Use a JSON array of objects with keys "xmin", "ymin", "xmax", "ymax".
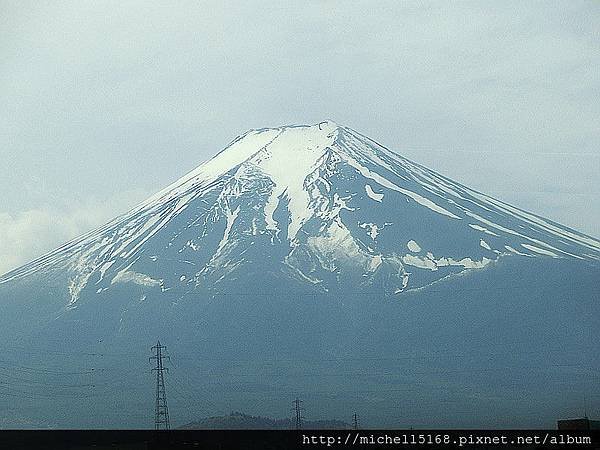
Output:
[{"xmin": 0, "ymin": 121, "xmax": 598, "ymax": 429}]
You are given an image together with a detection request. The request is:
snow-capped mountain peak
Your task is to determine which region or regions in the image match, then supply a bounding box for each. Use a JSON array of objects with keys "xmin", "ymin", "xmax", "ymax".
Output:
[{"xmin": 2, "ymin": 121, "xmax": 599, "ymax": 309}]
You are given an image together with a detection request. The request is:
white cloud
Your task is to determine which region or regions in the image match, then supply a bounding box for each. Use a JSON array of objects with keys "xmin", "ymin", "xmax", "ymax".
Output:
[{"xmin": 0, "ymin": 189, "xmax": 150, "ymax": 276}]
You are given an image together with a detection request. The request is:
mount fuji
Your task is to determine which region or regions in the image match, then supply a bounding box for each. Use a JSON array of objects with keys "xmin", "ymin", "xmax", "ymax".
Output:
[{"xmin": 1, "ymin": 121, "xmax": 599, "ymax": 428}]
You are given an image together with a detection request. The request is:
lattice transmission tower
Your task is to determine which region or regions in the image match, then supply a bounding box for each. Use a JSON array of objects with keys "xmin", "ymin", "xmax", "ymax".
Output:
[
  {"xmin": 150, "ymin": 341, "xmax": 170, "ymax": 430},
  {"xmin": 292, "ymin": 397, "xmax": 304, "ymax": 430}
]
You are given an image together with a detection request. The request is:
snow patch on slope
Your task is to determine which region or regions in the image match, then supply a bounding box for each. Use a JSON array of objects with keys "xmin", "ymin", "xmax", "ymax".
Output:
[
  {"xmin": 469, "ymin": 224, "xmax": 499, "ymax": 236},
  {"xmin": 360, "ymin": 223, "xmax": 381, "ymax": 240},
  {"xmin": 505, "ymin": 245, "xmax": 529, "ymax": 256},
  {"xmin": 111, "ymin": 270, "xmax": 161, "ymax": 287},
  {"xmin": 365, "ymin": 184, "xmax": 384, "ymax": 202},
  {"xmin": 407, "ymin": 240, "xmax": 421, "ymax": 252},
  {"xmin": 68, "ymin": 273, "xmax": 92, "ymax": 309},
  {"xmin": 521, "ymin": 243, "xmax": 558, "ymax": 257},
  {"xmin": 307, "ymin": 221, "xmax": 382, "ymax": 274},
  {"xmin": 215, "ymin": 206, "xmax": 241, "ymax": 258},
  {"xmin": 401, "ymin": 252, "xmax": 491, "ymax": 271}
]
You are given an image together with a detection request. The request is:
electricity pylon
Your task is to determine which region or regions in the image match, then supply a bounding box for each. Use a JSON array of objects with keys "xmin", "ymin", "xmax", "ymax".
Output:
[
  {"xmin": 150, "ymin": 341, "xmax": 170, "ymax": 430},
  {"xmin": 292, "ymin": 397, "xmax": 304, "ymax": 430}
]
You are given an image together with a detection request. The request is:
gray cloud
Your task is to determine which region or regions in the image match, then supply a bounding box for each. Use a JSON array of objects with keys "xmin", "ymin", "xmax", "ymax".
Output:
[{"xmin": 1, "ymin": 0, "xmax": 599, "ymax": 272}]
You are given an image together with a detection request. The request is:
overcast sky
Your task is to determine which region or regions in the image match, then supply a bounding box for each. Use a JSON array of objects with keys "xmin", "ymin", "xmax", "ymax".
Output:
[{"xmin": 1, "ymin": 0, "xmax": 599, "ymax": 275}]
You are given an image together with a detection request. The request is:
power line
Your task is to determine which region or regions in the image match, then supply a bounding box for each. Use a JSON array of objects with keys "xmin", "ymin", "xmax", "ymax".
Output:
[
  {"xmin": 3, "ymin": 337, "xmax": 598, "ymax": 367},
  {"xmin": 165, "ymin": 352, "xmax": 221, "ymax": 412},
  {"xmin": 0, "ymin": 342, "xmax": 595, "ymax": 405}
]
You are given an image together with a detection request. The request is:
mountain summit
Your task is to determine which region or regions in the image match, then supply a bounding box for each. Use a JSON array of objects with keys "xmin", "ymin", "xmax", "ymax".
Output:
[{"xmin": 1, "ymin": 121, "xmax": 599, "ymax": 428}]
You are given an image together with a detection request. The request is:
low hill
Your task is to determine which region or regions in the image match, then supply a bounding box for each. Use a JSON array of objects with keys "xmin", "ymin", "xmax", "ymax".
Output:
[{"xmin": 180, "ymin": 411, "xmax": 351, "ymax": 430}]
